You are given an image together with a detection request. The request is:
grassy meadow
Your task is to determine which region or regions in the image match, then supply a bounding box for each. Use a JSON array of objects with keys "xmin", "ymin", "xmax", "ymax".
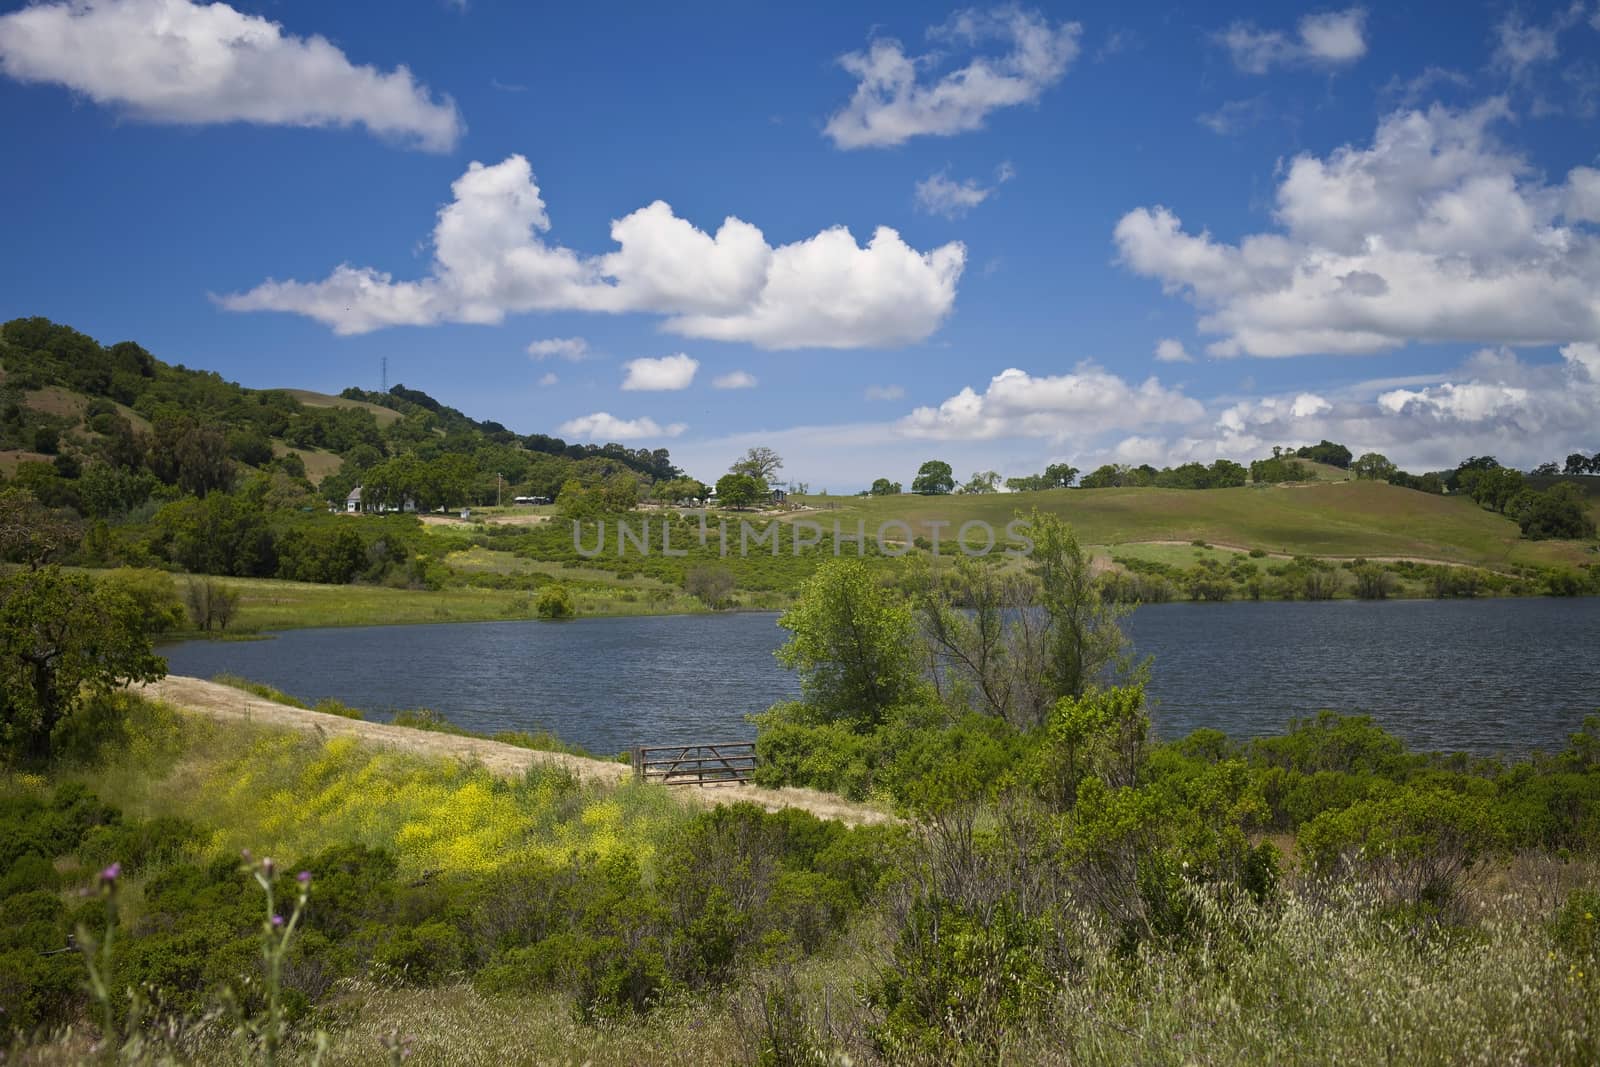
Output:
[
  {"xmin": 152, "ymin": 571, "xmax": 710, "ymax": 633},
  {"xmin": 126, "ymin": 478, "xmax": 1598, "ymax": 638},
  {"xmin": 791, "ymin": 480, "xmax": 1600, "ymax": 570}
]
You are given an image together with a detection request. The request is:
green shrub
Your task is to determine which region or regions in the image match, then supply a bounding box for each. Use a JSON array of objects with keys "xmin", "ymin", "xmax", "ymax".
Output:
[
  {"xmin": 0, "ymin": 947, "xmax": 80, "ymax": 1032},
  {"xmin": 752, "ymin": 706, "xmax": 881, "ymax": 799},
  {"xmin": 376, "ymin": 920, "xmax": 463, "ymax": 985},
  {"xmin": 1552, "ymin": 889, "xmax": 1600, "ymax": 961},
  {"xmin": 312, "ymin": 697, "xmax": 362, "ymax": 719},
  {"xmin": 390, "ymin": 709, "xmax": 472, "ymax": 738},
  {"xmin": 1298, "ymin": 786, "xmax": 1505, "ymax": 913},
  {"xmin": 76, "ymin": 815, "xmax": 199, "ymax": 873},
  {"xmin": 868, "ymin": 897, "xmax": 1055, "ymax": 1062},
  {"xmin": 535, "ymin": 584, "xmax": 576, "ymax": 619},
  {"xmin": 885, "ymin": 711, "xmax": 1019, "ymax": 814},
  {"xmin": 213, "ymin": 673, "xmax": 309, "ymax": 709}
]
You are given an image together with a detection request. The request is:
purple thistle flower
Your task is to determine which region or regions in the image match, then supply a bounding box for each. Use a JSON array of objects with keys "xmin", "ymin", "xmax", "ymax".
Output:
[
  {"xmin": 100, "ymin": 862, "xmax": 121, "ymax": 884},
  {"xmin": 297, "ymin": 870, "xmax": 312, "ymax": 885},
  {"xmin": 271, "ymin": 914, "xmax": 284, "ymax": 928}
]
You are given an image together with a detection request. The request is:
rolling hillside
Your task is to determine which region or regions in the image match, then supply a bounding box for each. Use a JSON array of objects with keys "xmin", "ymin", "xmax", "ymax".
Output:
[{"xmin": 793, "ymin": 480, "xmax": 1599, "ymax": 572}]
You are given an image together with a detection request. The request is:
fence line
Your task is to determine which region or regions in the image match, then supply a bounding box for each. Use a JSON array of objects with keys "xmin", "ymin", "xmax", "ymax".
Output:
[{"xmin": 633, "ymin": 741, "xmax": 755, "ymax": 786}]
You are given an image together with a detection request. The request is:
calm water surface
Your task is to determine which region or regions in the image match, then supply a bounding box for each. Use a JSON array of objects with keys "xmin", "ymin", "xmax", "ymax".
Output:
[{"xmin": 163, "ymin": 598, "xmax": 1599, "ymax": 757}]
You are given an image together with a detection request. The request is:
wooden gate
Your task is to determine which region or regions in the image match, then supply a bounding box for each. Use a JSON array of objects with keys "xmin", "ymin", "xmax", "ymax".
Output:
[{"xmin": 633, "ymin": 741, "xmax": 755, "ymax": 786}]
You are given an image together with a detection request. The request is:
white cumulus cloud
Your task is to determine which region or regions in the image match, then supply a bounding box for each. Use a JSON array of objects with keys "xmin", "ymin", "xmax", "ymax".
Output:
[
  {"xmin": 712, "ymin": 370, "xmax": 757, "ymax": 389},
  {"xmin": 1154, "ymin": 338, "xmax": 1194, "ymax": 363},
  {"xmin": 824, "ymin": 8, "xmax": 1080, "ymax": 149},
  {"xmin": 1218, "ymin": 7, "xmax": 1367, "ymax": 74},
  {"xmin": 527, "ymin": 337, "xmax": 589, "ymax": 361},
  {"xmin": 1195, "ymin": 344, "xmax": 1600, "ymax": 471},
  {"xmin": 865, "ymin": 384, "xmax": 906, "ymax": 400},
  {"xmin": 0, "ymin": 0, "xmax": 462, "ymax": 151},
  {"xmin": 537, "ymin": 371, "xmax": 558, "ymax": 387},
  {"xmin": 1115, "ymin": 99, "xmax": 1600, "ymax": 357},
  {"xmin": 221, "ymin": 155, "xmax": 965, "ymax": 349},
  {"xmin": 621, "ymin": 353, "xmax": 698, "ymax": 391},
  {"xmin": 558, "ymin": 412, "xmax": 685, "ymax": 441},
  {"xmin": 900, "ymin": 364, "xmax": 1204, "ymax": 441}
]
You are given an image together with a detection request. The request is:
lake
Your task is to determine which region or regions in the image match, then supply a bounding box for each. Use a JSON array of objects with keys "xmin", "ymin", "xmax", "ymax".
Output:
[{"xmin": 161, "ymin": 598, "xmax": 1600, "ymax": 758}]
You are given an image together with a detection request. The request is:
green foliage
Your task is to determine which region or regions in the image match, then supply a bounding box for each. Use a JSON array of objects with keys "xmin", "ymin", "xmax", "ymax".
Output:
[
  {"xmin": 155, "ymin": 492, "xmax": 277, "ymax": 577},
  {"xmin": 1249, "ymin": 456, "xmax": 1315, "ymax": 483},
  {"xmin": 535, "ymin": 583, "xmax": 576, "ymax": 619},
  {"xmin": 775, "ymin": 559, "xmax": 924, "ymax": 729},
  {"xmin": 1512, "ymin": 482, "xmax": 1597, "ymax": 540},
  {"xmin": 868, "ymin": 897, "xmax": 1056, "ymax": 1062},
  {"xmin": 1004, "ymin": 462, "xmax": 1079, "ymax": 492},
  {"xmin": 1351, "ymin": 451, "xmax": 1398, "ymax": 481},
  {"xmin": 885, "ymin": 710, "xmax": 1020, "ymax": 814},
  {"xmin": 0, "ymin": 566, "xmax": 166, "ymax": 760},
  {"xmin": 683, "ymin": 564, "xmax": 735, "ymax": 609},
  {"xmin": 1298, "ymin": 786, "xmax": 1505, "ymax": 913},
  {"xmin": 213, "ymin": 674, "xmax": 310, "ymax": 709},
  {"xmin": 100, "ymin": 567, "xmax": 187, "ymax": 634},
  {"xmin": 313, "ymin": 697, "xmax": 363, "ymax": 720},
  {"xmin": 911, "ymin": 460, "xmax": 954, "ymax": 495},
  {"xmin": 1029, "ymin": 510, "xmax": 1135, "ymax": 702},
  {"xmin": 751, "ymin": 707, "xmax": 882, "ymax": 799},
  {"xmin": 557, "ymin": 474, "xmax": 639, "ymax": 519},
  {"xmin": 1024, "ymin": 685, "xmax": 1152, "ymax": 808},
  {"xmin": 184, "ymin": 575, "xmax": 242, "ymax": 632},
  {"xmin": 715, "ymin": 472, "xmax": 764, "ymax": 510},
  {"xmin": 1295, "ymin": 440, "xmax": 1353, "ymax": 468},
  {"xmin": 1551, "ymin": 889, "xmax": 1600, "ymax": 961}
]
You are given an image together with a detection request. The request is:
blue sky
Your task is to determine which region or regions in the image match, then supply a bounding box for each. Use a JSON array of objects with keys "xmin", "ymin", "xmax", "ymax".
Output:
[{"xmin": 2, "ymin": 0, "xmax": 1598, "ymax": 489}]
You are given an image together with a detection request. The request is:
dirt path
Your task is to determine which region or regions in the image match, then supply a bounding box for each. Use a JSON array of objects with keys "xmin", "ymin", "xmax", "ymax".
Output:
[{"xmin": 136, "ymin": 676, "xmax": 895, "ymax": 827}]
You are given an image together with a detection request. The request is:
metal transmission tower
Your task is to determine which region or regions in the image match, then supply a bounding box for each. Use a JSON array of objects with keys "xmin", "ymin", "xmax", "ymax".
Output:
[{"xmin": 380, "ymin": 357, "xmax": 388, "ymax": 393}]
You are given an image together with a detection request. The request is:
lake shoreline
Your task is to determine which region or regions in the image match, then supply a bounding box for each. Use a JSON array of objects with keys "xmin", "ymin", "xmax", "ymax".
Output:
[{"xmin": 161, "ymin": 599, "xmax": 1600, "ymax": 759}]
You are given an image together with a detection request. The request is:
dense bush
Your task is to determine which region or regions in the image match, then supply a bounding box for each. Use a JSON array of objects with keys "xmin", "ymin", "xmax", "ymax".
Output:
[{"xmin": 535, "ymin": 584, "xmax": 576, "ymax": 619}]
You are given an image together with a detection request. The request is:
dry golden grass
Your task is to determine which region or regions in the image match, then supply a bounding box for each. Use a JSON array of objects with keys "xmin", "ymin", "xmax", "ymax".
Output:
[{"xmin": 279, "ymin": 388, "xmax": 403, "ymax": 426}]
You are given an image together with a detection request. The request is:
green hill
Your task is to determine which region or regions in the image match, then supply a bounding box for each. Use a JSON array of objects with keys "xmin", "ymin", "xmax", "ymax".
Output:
[
  {"xmin": 1, "ymin": 314, "xmax": 1594, "ymax": 611},
  {"xmin": 794, "ymin": 480, "xmax": 1598, "ymax": 572},
  {"xmin": 280, "ymin": 387, "xmax": 403, "ymax": 426}
]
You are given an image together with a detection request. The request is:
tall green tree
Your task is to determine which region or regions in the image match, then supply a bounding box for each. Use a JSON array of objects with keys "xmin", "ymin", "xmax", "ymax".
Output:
[
  {"xmin": 0, "ymin": 488, "xmax": 79, "ymax": 567},
  {"xmin": 715, "ymin": 473, "xmax": 763, "ymax": 510},
  {"xmin": 1028, "ymin": 510, "xmax": 1135, "ymax": 702},
  {"xmin": 776, "ymin": 559, "xmax": 924, "ymax": 729},
  {"xmin": 961, "ymin": 470, "xmax": 1001, "ymax": 494},
  {"xmin": 911, "ymin": 460, "xmax": 954, "ymax": 495},
  {"xmin": 730, "ymin": 446, "xmax": 783, "ymax": 486},
  {"xmin": 1351, "ymin": 452, "xmax": 1398, "ymax": 481},
  {"xmin": 0, "ymin": 567, "xmax": 165, "ymax": 760}
]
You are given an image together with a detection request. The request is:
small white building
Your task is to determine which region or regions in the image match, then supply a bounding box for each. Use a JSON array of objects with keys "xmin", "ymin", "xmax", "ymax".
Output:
[{"xmin": 348, "ymin": 486, "xmax": 417, "ymax": 513}]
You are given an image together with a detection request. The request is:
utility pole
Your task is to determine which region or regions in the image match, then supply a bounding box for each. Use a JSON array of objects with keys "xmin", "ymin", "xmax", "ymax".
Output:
[{"xmin": 496, "ymin": 472, "xmax": 502, "ymax": 508}]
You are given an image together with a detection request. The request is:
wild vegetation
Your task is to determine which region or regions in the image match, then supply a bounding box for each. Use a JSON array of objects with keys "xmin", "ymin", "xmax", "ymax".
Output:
[
  {"xmin": 0, "ymin": 528, "xmax": 1596, "ymax": 1063},
  {"xmin": 2, "ymin": 317, "xmax": 1595, "ymax": 638}
]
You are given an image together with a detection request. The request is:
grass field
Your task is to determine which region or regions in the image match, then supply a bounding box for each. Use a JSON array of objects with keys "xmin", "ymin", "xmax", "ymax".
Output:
[
  {"xmin": 272, "ymin": 440, "xmax": 343, "ymax": 481},
  {"xmin": 791, "ymin": 481, "xmax": 1600, "ymax": 571},
  {"xmin": 279, "ymin": 387, "xmax": 403, "ymax": 425},
  {"xmin": 157, "ymin": 572, "xmax": 709, "ymax": 633}
]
